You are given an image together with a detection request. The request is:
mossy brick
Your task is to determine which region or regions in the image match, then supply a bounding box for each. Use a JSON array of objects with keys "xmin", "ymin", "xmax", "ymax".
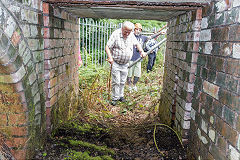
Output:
[
  {"xmin": 201, "ymin": 67, "xmax": 208, "ymax": 80},
  {"xmin": 225, "ymin": 59, "xmax": 240, "ymax": 77},
  {"xmin": 216, "ymin": 72, "xmax": 226, "ymax": 87},
  {"xmin": 215, "ymin": 116, "xmax": 225, "ymax": 134},
  {"xmin": 211, "ymin": 27, "xmax": 229, "ymax": 42},
  {"xmin": 215, "ymin": 12, "xmax": 225, "ymax": 26},
  {"xmin": 215, "ymin": 58, "xmax": 225, "ymax": 72},
  {"xmin": 185, "ymin": 52, "xmax": 192, "ymax": 63},
  {"xmin": 197, "ymin": 54, "xmax": 207, "ymax": 66},
  {"xmin": 192, "ymin": 98, "xmax": 200, "ymax": 110},
  {"xmin": 225, "ymin": 75, "xmax": 238, "ymax": 93},
  {"xmin": 31, "ymin": 82, "xmax": 39, "ymax": 97},
  {"xmin": 24, "ymin": 87, "xmax": 33, "ymax": 103},
  {"xmin": 196, "ymin": 65, "xmax": 201, "ymax": 76},
  {"xmin": 229, "ymin": 25, "xmax": 240, "ymax": 41},
  {"xmin": 207, "ymin": 14, "xmax": 215, "ymax": 27},
  {"xmin": 9, "ymin": 126, "xmax": 28, "ymax": 136},
  {"xmin": 207, "ymin": 56, "xmax": 216, "ymax": 70},
  {"xmin": 199, "ymin": 141, "xmax": 210, "ymax": 159},
  {"xmin": 237, "ymin": 115, "xmax": 240, "ymax": 132},
  {"xmin": 6, "ymin": 137, "xmax": 28, "ymax": 149},
  {"xmin": 3, "ymin": 44, "xmax": 17, "ymax": 64},
  {"xmin": 220, "ymin": 42, "xmax": 232, "ymax": 57},
  {"xmin": 194, "ymin": 76, "xmax": 203, "ymax": 91},
  {"xmin": 0, "ymin": 33, "xmax": 9, "ymax": 52},
  {"xmin": 216, "ymin": 134, "xmax": 227, "ymax": 153},
  {"xmin": 211, "ymin": 42, "xmax": 221, "ymax": 55},
  {"xmin": 223, "ymin": 106, "xmax": 235, "ymax": 126},
  {"xmin": 219, "ymin": 88, "xmax": 239, "ymax": 111},
  {"xmin": 0, "ymin": 114, "xmax": 7, "ymax": 126},
  {"xmin": 202, "ymin": 2, "xmax": 214, "ymax": 17},
  {"xmin": 8, "ymin": 113, "xmax": 27, "ymax": 126},
  {"xmin": 226, "ymin": 8, "xmax": 239, "ymax": 25},
  {"xmin": 5, "ymin": 16, "xmax": 16, "ymax": 38},
  {"xmin": 206, "ymin": 94, "xmax": 213, "ymax": 107},
  {"xmin": 222, "ymin": 123, "xmax": 238, "ymax": 146},
  {"xmin": 208, "ymin": 69, "xmax": 216, "ymax": 83}
]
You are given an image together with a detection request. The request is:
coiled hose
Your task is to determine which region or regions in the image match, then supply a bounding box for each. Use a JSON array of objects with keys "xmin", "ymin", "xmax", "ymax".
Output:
[{"xmin": 153, "ymin": 123, "xmax": 184, "ymax": 156}]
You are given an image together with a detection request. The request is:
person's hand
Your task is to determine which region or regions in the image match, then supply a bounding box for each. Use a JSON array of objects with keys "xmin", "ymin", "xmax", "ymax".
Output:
[
  {"xmin": 106, "ymin": 57, "xmax": 114, "ymax": 64},
  {"xmin": 140, "ymin": 51, "xmax": 147, "ymax": 58}
]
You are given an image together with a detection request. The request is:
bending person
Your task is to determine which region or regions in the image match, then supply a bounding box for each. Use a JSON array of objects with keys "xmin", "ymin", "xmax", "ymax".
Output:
[{"xmin": 105, "ymin": 21, "xmax": 146, "ymax": 106}]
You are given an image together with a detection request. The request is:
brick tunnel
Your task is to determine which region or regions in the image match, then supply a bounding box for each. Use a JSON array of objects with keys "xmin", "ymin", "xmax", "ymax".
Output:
[{"xmin": 0, "ymin": 0, "xmax": 239, "ymax": 159}]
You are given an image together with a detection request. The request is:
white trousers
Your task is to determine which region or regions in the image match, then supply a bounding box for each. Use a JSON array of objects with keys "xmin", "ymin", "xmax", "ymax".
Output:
[{"xmin": 111, "ymin": 62, "xmax": 128, "ymax": 101}]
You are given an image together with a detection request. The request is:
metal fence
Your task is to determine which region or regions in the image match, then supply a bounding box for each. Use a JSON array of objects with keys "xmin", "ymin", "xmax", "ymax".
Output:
[
  {"xmin": 79, "ymin": 18, "xmax": 118, "ymax": 66},
  {"xmin": 79, "ymin": 18, "xmax": 161, "ymax": 66}
]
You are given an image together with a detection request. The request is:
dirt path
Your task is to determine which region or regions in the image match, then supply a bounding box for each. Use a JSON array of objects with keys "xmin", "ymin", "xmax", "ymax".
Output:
[{"xmin": 34, "ymin": 66, "xmax": 187, "ymax": 160}]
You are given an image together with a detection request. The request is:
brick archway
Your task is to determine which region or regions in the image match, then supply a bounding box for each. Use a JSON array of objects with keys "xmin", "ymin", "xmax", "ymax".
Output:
[{"xmin": 0, "ymin": 1, "xmax": 43, "ymax": 159}]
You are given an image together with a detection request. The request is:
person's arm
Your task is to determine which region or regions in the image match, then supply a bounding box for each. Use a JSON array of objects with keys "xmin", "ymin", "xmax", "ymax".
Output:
[
  {"xmin": 145, "ymin": 40, "xmax": 152, "ymax": 52},
  {"xmin": 136, "ymin": 43, "xmax": 146, "ymax": 58},
  {"xmin": 105, "ymin": 45, "xmax": 113, "ymax": 64}
]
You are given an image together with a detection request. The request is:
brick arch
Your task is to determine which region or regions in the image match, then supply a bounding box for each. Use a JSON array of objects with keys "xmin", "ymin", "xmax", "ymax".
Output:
[{"xmin": 0, "ymin": 1, "xmax": 42, "ymax": 159}]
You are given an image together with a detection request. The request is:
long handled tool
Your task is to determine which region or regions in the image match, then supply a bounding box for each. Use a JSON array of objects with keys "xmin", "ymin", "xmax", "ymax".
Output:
[
  {"xmin": 128, "ymin": 38, "xmax": 167, "ymax": 69},
  {"xmin": 148, "ymin": 24, "xmax": 167, "ymax": 40}
]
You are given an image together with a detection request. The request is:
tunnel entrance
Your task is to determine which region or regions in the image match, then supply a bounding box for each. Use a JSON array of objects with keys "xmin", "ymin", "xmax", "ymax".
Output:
[
  {"xmin": 2, "ymin": 0, "xmax": 239, "ymax": 159},
  {"xmin": 32, "ymin": 18, "xmax": 188, "ymax": 159}
]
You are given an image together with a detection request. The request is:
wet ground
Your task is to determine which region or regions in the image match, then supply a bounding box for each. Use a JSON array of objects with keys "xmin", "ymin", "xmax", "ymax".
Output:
[{"xmin": 34, "ymin": 63, "xmax": 188, "ymax": 159}]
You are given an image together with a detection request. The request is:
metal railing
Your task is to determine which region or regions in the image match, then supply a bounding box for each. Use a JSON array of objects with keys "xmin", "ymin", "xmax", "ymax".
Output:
[
  {"xmin": 79, "ymin": 18, "xmax": 163, "ymax": 67},
  {"xmin": 79, "ymin": 18, "xmax": 118, "ymax": 66}
]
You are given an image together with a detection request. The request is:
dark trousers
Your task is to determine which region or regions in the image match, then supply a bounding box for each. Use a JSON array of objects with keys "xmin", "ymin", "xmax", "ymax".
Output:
[{"xmin": 147, "ymin": 52, "xmax": 156, "ymax": 72}]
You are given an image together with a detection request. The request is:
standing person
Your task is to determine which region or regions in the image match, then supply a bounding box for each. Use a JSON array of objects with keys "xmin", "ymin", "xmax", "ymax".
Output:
[
  {"xmin": 145, "ymin": 33, "xmax": 159, "ymax": 73},
  {"xmin": 105, "ymin": 21, "xmax": 146, "ymax": 106},
  {"xmin": 127, "ymin": 23, "xmax": 148, "ymax": 92}
]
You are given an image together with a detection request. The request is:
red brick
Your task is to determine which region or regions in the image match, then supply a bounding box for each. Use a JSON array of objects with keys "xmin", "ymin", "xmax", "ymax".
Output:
[
  {"xmin": 6, "ymin": 137, "xmax": 28, "ymax": 149},
  {"xmin": 12, "ymin": 149, "xmax": 27, "ymax": 160},
  {"xmin": 11, "ymin": 31, "xmax": 21, "ymax": 47},
  {"xmin": 43, "ymin": 27, "xmax": 50, "ymax": 38},
  {"xmin": 196, "ymin": 8, "xmax": 202, "ymax": 20},
  {"xmin": 225, "ymin": 59, "xmax": 240, "ymax": 77},
  {"xmin": 216, "ymin": 134, "xmax": 227, "ymax": 153},
  {"xmin": 8, "ymin": 113, "xmax": 27, "ymax": 126},
  {"xmin": 203, "ymin": 80, "xmax": 219, "ymax": 100},
  {"xmin": 0, "ymin": 114, "xmax": 7, "ymax": 126},
  {"xmin": 9, "ymin": 126, "xmax": 28, "ymax": 136},
  {"xmin": 42, "ymin": 2, "xmax": 49, "ymax": 14},
  {"xmin": 43, "ymin": 15, "xmax": 49, "ymax": 27},
  {"xmin": 221, "ymin": 122, "xmax": 238, "ymax": 146}
]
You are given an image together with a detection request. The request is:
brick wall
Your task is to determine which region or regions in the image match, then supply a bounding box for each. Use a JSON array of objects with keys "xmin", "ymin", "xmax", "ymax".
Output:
[
  {"xmin": 161, "ymin": 0, "xmax": 240, "ymax": 159},
  {"xmin": 0, "ymin": 0, "xmax": 79, "ymax": 159},
  {"xmin": 162, "ymin": 8, "xmax": 202, "ymax": 144}
]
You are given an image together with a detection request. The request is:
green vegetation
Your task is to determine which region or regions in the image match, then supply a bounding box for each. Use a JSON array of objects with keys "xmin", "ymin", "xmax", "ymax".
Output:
[
  {"xmin": 69, "ymin": 140, "xmax": 115, "ymax": 155},
  {"xmin": 65, "ymin": 150, "xmax": 114, "ymax": 160},
  {"xmin": 99, "ymin": 19, "xmax": 167, "ymax": 31}
]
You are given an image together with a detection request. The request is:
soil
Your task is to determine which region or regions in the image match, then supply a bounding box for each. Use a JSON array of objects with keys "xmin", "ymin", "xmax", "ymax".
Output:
[{"xmin": 34, "ymin": 66, "xmax": 188, "ymax": 160}]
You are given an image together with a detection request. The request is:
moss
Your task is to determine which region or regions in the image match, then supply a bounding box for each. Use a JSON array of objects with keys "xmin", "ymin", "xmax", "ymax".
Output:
[
  {"xmin": 66, "ymin": 150, "xmax": 114, "ymax": 160},
  {"xmin": 69, "ymin": 140, "xmax": 115, "ymax": 155}
]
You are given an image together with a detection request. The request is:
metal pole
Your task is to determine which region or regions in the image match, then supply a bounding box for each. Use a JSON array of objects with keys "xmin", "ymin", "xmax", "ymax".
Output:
[{"xmin": 128, "ymin": 38, "xmax": 167, "ymax": 69}]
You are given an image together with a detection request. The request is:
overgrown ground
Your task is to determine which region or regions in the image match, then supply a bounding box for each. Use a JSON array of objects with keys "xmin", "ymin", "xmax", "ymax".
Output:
[{"xmin": 34, "ymin": 49, "xmax": 188, "ymax": 160}]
